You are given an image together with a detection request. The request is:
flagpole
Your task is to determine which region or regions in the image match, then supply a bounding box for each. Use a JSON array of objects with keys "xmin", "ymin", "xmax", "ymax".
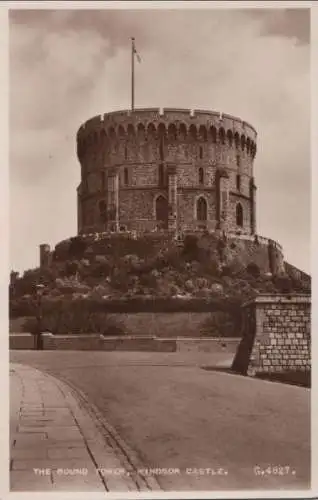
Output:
[{"xmin": 131, "ymin": 37, "xmax": 135, "ymax": 112}]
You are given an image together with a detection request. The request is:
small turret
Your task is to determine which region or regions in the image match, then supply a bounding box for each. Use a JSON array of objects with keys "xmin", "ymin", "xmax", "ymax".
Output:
[{"xmin": 39, "ymin": 244, "xmax": 51, "ymax": 268}]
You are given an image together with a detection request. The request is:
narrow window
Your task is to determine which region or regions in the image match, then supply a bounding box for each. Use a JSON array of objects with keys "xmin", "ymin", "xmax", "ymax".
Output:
[
  {"xmin": 197, "ymin": 197, "xmax": 207, "ymax": 221},
  {"xmin": 236, "ymin": 155, "xmax": 241, "ymax": 167},
  {"xmin": 124, "ymin": 167, "xmax": 129, "ymax": 186},
  {"xmin": 158, "ymin": 164, "xmax": 165, "ymax": 186},
  {"xmin": 199, "ymin": 147, "xmax": 203, "ymax": 159},
  {"xmin": 236, "ymin": 203, "xmax": 243, "ymax": 227},
  {"xmin": 199, "ymin": 167, "xmax": 204, "ymax": 185},
  {"xmin": 236, "ymin": 174, "xmax": 241, "ymax": 191},
  {"xmin": 125, "ymin": 146, "xmax": 128, "ymax": 160}
]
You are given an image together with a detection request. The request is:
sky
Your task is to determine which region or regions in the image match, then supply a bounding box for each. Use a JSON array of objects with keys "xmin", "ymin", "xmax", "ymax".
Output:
[{"xmin": 9, "ymin": 5, "xmax": 310, "ymax": 274}]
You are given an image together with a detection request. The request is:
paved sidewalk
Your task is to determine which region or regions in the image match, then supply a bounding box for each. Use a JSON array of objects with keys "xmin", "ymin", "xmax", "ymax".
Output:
[{"xmin": 10, "ymin": 363, "xmax": 146, "ymax": 492}]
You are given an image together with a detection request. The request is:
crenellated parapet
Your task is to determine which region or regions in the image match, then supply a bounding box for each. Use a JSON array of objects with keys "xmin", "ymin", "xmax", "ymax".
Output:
[{"xmin": 76, "ymin": 108, "xmax": 257, "ymax": 165}]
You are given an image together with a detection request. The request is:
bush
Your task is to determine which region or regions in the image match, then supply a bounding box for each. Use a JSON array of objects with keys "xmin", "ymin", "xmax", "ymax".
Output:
[
  {"xmin": 273, "ymin": 275, "xmax": 293, "ymax": 293},
  {"xmin": 63, "ymin": 261, "xmax": 79, "ymax": 277},
  {"xmin": 183, "ymin": 235, "xmax": 199, "ymax": 260},
  {"xmin": 10, "ymin": 296, "xmax": 37, "ymax": 318},
  {"xmin": 68, "ymin": 237, "xmax": 87, "ymax": 259},
  {"xmin": 22, "ymin": 316, "xmax": 41, "ymax": 334},
  {"xmin": 246, "ymin": 262, "xmax": 261, "ymax": 278}
]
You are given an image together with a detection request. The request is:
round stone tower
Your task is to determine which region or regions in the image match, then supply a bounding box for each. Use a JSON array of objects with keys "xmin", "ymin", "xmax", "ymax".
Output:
[{"xmin": 76, "ymin": 108, "xmax": 257, "ymax": 235}]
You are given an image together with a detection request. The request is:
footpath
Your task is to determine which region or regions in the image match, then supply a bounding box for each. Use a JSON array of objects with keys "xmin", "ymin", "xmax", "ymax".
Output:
[{"xmin": 10, "ymin": 363, "xmax": 158, "ymax": 492}]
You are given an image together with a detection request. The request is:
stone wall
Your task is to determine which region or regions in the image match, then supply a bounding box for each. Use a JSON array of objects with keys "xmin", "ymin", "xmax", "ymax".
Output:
[
  {"xmin": 77, "ymin": 108, "xmax": 257, "ymax": 235},
  {"xmin": 10, "ymin": 333, "xmax": 239, "ymax": 354},
  {"xmin": 41, "ymin": 333, "xmax": 176, "ymax": 352},
  {"xmin": 10, "ymin": 333, "xmax": 35, "ymax": 350},
  {"xmin": 232, "ymin": 294, "xmax": 311, "ymax": 376},
  {"xmin": 176, "ymin": 337, "xmax": 239, "ymax": 354}
]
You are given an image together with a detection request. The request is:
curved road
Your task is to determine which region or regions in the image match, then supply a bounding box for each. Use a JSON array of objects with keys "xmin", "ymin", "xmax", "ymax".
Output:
[{"xmin": 10, "ymin": 350, "xmax": 310, "ymax": 492}]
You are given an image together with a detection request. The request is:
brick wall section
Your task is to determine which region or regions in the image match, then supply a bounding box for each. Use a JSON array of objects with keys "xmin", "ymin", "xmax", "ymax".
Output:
[{"xmin": 232, "ymin": 294, "xmax": 311, "ymax": 376}]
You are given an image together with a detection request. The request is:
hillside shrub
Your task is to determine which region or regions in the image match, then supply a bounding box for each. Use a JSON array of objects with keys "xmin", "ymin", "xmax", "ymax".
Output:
[
  {"xmin": 246, "ymin": 262, "xmax": 261, "ymax": 278},
  {"xmin": 63, "ymin": 261, "xmax": 79, "ymax": 277},
  {"xmin": 68, "ymin": 237, "xmax": 87, "ymax": 259},
  {"xmin": 10, "ymin": 296, "xmax": 37, "ymax": 318},
  {"xmin": 183, "ymin": 235, "xmax": 199, "ymax": 260},
  {"xmin": 273, "ymin": 275, "xmax": 293, "ymax": 293}
]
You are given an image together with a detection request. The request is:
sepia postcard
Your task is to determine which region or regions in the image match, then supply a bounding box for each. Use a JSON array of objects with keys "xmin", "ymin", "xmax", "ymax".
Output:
[{"xmin": 3, "ymin": 1, "xmax": 315, "ymax": 499}]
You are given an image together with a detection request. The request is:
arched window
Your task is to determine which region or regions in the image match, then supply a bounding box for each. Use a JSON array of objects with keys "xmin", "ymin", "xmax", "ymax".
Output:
[
  {"xmin": 158, "ymin": 164, "xmax": 165, "ymax": 186},
  {"xmin": 227, "ymin": 130, "xmax": 233, "ymax": 147},
  {"xmin": 246, "ymin": 137, "xmax": 251, "ymax": 154},
  {"xmin": 137, "ymin": 123, "xmax": 146, "ymax": 140},
  {"xmin": 210, "ymin": 126, "xmax": 217, "ymax": 144},
  {"xmin": 168, "ymin": 124, "xmax": 177, "ymax": 141},
  {"xmin": 124, "ymin": 167, "xmax": 129, "ymax": 186},
  {"xmin": 99, "ymin": 200, "xmax": 107, "ymax": 223},
  {"xmin": 199, "ymin": 147, "xmax": 203, "ymax": 160},
  {"xmin": 199, "ymin": 167, "xmax": 204, "ymax": 185},
  {"xmin": 189, "ymin": 124, "xmax": 197, "ymax": 141},
  {"xmin": 236, "ymin": 203, "xmax": 243, "ymax": 227},
  {"xmin": 179, "ymin": 123, "xmax": 187, "ymax": 141},
  {"xmin": 199, "ymin": 125, "xmax": 207, "ymax": 142},
  {"xmin": 197, "ymin": 197, "xmax": 207, "ymax": 221},
  {"xmin": 127, "ymin": 124, "xmax": 135, "ymax": 138},
  {"xmin": 118, "ymin": 125, "xmax": 125, "ymax": 138},
  {"xmin": 219, "ymin": 128, "xmax": 225, "ymax": 145},
  {"xmin": 155, "ymin": 195, "xmax": 168, "ymax": 228},
  {"xmin": 236, "ymin": 174, "xmax": 241, "ymax": 191},
  {"xmin": 147, "ymin": 123, "xmax": 156, "ymax": 139}
]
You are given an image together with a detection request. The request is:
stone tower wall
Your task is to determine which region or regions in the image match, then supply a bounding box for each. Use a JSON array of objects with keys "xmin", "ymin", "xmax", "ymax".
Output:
[{"xmin": 76, "ymin": 108, "xmax": 257, "ymax": 235}]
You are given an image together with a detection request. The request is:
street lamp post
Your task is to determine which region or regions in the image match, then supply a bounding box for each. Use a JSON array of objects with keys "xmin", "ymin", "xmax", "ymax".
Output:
[{"xmin": 35, "ymin": 284, "xmax": 45, "ymax": 350}]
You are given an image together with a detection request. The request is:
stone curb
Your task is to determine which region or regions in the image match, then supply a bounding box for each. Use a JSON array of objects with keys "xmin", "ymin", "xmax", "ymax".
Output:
[{"xmin": 53, "ymin": 372, "xmax": 162, "ymax": 491}]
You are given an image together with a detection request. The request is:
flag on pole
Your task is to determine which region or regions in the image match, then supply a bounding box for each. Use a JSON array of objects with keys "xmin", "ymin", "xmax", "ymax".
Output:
[{"xmin": 132, "ymin": 38, "xmax": 141, "ymax": 63}]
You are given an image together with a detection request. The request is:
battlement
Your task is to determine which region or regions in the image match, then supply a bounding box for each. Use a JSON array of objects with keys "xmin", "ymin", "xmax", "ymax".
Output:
[
  {"xmin": 77, "ymin": 107, "xmax": 257, "ymax": 144},
  {"xmin": 77, "ymin": 108, "xmax": 257, "ymax": 162}
]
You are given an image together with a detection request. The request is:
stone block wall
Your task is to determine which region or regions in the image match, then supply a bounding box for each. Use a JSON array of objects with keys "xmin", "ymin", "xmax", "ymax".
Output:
[
  {"xmin": 232, "ymin": 294, "xmax": 311, "ymax": 376},
  {"xmin": 77, "ymin": 108, "xmax": 257, "ymax": 235}
]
